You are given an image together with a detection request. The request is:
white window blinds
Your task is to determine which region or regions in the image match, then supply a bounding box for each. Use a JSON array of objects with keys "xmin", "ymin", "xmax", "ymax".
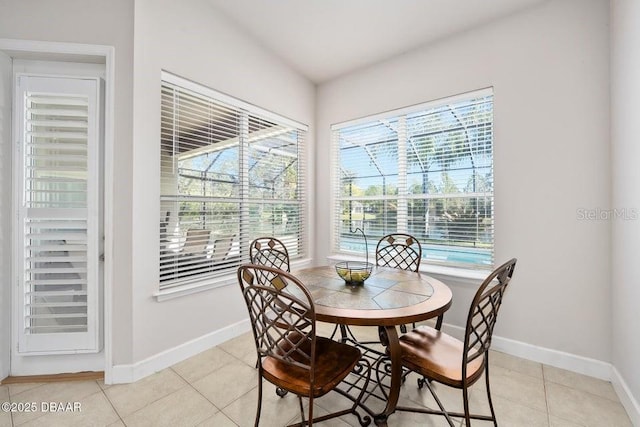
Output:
[
  {"xmin": 332, "ymin": 89, "xmax": 494, "ymax": 269},
  {"xmin": 160, "ymin": 72, "xmax": 307, "ymax": 290}
]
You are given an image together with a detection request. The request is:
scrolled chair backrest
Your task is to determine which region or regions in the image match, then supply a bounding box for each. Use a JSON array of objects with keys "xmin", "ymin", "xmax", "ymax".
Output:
[
  {"xmin": 237, "ymin": 264, "xmax": 316, "ymax": 374},
  {"xmin": 249, "ymin": 237, "xmax": 291, "ymax": 272},
  {"xmin": 463, "ymin": 258, "xmax": 517, "ymax": 370},
  {"xmin": 375, "ymin": 233, "xmax": 423, "ymax": 272}
]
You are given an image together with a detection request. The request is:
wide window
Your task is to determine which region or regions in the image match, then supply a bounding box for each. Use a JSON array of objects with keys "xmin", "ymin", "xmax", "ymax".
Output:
[
  {"xmin": 159, "ymin": 72, "xmax": 307, "ymax": 290},
  {"xmin": 332, "ymin": 89, "xmax": 493, "ymax": 269}
]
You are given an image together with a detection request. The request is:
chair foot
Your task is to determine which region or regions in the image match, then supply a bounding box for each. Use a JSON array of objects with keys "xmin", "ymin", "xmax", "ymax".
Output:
[
  {"xmin": 373, "ymin": 414, "xmax": 389, "ymax": 426},
  {"xmin": 400, "ymin": 324, "xmax": 407, "ymax": 334},
  {"xmin": 417, "ymin": 377, "xmax": 427, "ymax": 389},
  {"xmin": 355, "ymin": 412, "xmax": 372, "ymax": 426},
  {"xmin": 276, "ymin": 387, "xmax": 288, "ymax": 397}
]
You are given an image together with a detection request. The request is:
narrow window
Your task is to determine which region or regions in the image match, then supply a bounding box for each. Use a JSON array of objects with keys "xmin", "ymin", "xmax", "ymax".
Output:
[{"xmin": 15, "ymin": 74, "xmax": 102, "ymax": 353}]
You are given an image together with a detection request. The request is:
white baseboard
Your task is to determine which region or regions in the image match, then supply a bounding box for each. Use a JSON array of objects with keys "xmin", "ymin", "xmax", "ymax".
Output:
[
  {"xmin": 109, "ymin": 318, "xmax": 251, "ymax": 384},
  {"xmin": 443, "ymin": 323, "xmax": 640, "ymax": 425},
  {"xmin": 491, "ymin": 334, "xmax": 612, "ymax": 381},
  {"xmin": 611, "ymin": 366, "xmax": 640, "ymax": 427},
  {"xmin": 441, "ymin": 323, "xmax": 611, "ymax": 380},
  {"xmin": 107, "ymin": 318, "xmax": 640, "ymax": 427}
]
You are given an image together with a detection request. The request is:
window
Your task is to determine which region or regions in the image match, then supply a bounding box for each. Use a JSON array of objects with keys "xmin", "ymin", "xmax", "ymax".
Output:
[
  {"xmin": 331, "ymin": 89, "xmax": 493, "ymax": 269},
  {"xmin": 159, "ymin": 72, "xmax": 307, "ymax": 290}
]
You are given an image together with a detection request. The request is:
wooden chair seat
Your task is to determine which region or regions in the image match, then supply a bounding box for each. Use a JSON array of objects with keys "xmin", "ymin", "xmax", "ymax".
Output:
[
  {"xmin": 262, "ymin": 336, "xmax": 361, "ymax": 397},
  {"xmin": 238, "ymin": 264, "xmax": 371, "ymax": 426},
  {"xmin": 394, "ymin": 258, "xmax": 517, "ymax": 426},
  {"xmin": 399, "ymin": 326, "xmax": 484, "ymax": 388}
]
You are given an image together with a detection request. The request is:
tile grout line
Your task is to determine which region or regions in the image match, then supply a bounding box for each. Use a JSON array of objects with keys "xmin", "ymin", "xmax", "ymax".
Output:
[
  {"xmin": 1, "ymin": 348, "xmax": 626, "ymax": 427},
  {"xmin": 200, "ymin": 344, "xmax": 262, "ymax": 419},
  {"xmin": 6, "ymin": 386, "xmax": 13, "ymax": 427},
  {"xmin": 104, "ymin": 371, "xmax": 192, "ymax": 423},
  {"xmin": 99, "ymin": 380, "xmax": 127, "ymax": 427},
  {"xmin": 542, "ymin": 365, "xmax": 552, "ymax": 427},
  {"xmin": 6, "ymin": 384, "xmax": 48, "ymax": 427},
  {"xmin": 541, "ymin": 366, "xmax": 590, "ymax": 426},
  {"xmin": 543, "ymin": 377, "xmax": 622, "ymax": 404},
  {"xmin": 217, "ymin": 345, "xmax": 258, "ymax": 369},
  {"xmin": 169, "ymin": 366, "xmax": 239, "ymax": 426},
  {"xmin": 218, "ymin": 385, "xmax": 256, "ymax": 426}
]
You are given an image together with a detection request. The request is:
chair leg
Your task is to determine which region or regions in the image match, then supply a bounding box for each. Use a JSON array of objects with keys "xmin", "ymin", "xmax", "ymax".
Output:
[
  {"xmin": 422, "ymin": 378, "xmax": 456, "ymax": 427},
  {"xmin": 435, "ymin": 314, "xmax": 444, "ymax": 330},
  {"xmin": 398, "ymin": 323, "xmax": 416, "ymax": 334},
  {"xmin": 328, "ymin": 324, "xmax": 350, "ymax": 343},
  {"xmin": 484, "ymin": 361, "xmax": 498, "ymax": 426},
  {"xmin": 339, "ymin": 324, "xmax": 349, "ymax": 342},
  {"xmin": 307, "ymin": 395, "xmax": 314, "ymax": 427},
  {"xmin": 414, "ymin": 316, "xmax": 444, "ymax": 391},
  {"xmin": 462, "ymin": 385, "xmax": 471, "ymax": 427},
  {"xmin": 287, "ymin": 359, "xmax": 372, "ymax": 427},
  {"xmin": 255, "ymin": 375, "xmax": 263, "ymax": 427},
  {"xmin": 297, "ymin": 396, "xmax": 305, "ymax": 426},
  {"xmin": 329, "ymin": 323, "xmax": 364, "ymax": 345}
]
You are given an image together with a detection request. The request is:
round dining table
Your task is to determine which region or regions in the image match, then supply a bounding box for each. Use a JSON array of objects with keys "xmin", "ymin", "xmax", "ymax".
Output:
[{"xmin": 292, "ymin": 265, "xmax": 453, "ymax": 426}]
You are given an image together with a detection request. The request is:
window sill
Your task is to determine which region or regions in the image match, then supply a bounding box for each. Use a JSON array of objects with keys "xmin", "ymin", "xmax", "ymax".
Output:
[
  {"xmin": 326, "ymin": 254, "xmax": 490, "ymax": 284},
  {"xmin": 154, "ymin": 273, "xmax": 237, "ymax": 302},
  {"xmin": 154, "ymin": 258, "xmax": 314, "ymax": 302}
]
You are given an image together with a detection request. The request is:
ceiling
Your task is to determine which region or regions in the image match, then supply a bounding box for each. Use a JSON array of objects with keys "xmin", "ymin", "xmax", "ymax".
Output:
[{"xmin": 208, "ymin": 0, "xmax": 548, "ymax": 84}]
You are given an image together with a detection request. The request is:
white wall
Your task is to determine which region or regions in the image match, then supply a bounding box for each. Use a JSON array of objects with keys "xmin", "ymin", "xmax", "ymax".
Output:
[
  {"xmin": 131, "ymin": 0, "xmax": 315, "ymax": 362},
  {"xmin": 0, "ymin": 0, "xmax": 135, "ymax": 367},
  {"xmin": 0, "ymin": 50, "xmax": 11, "ymax": 380},
  {"xmin": 611, "ymin": 0, "xmax": 640, "ymax": 423},
  {"xmin": 317, "ymin": 0, "xmax": 611, "ymax": 362}
]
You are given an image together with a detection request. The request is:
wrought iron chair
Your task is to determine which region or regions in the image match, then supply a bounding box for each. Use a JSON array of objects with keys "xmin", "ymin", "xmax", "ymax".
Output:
[
  {"xmin": 248, "ymin": 236, "xmax": 293, "ymax": 394},
  {"xmin": 375, "ymin": 233, "xmax": 422, "ymax": 272},
  {"xmin": 394, "ymin": 258, "xmax": 517, "ymax": 426},
  {"xmin": 249, "ymin": 237, "xmax": 291, "ymax": 272},
  {"xmin": 375, "ymin": 233, "xmax": 427, "ymax": 333},
  {"xmin": 237, "ymin": 264, "xmax": 372, "ymax": 427}
]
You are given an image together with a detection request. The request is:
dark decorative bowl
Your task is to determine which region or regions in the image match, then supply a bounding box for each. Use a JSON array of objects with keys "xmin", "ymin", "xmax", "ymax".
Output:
[{"xmin": 335, "ymin": 261, "xmax": 373, "ymax": 285}]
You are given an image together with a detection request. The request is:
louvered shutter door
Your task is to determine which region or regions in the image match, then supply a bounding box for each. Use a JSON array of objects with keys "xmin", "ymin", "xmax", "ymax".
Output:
[{"xmin": 16, "ymin": 75, "xmax": 101, "ymax": 354}]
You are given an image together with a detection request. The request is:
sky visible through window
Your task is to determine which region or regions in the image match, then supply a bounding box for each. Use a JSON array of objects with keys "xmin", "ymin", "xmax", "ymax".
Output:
[{"xmin": 335, "ymin": 93, "xmax": 494, "ymax": 268}]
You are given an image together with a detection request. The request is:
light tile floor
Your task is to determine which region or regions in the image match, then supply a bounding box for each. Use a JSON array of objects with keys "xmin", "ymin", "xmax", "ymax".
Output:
[{"xmin": 0, "ymin": 324, "xmax": 633, "ymax": 427}]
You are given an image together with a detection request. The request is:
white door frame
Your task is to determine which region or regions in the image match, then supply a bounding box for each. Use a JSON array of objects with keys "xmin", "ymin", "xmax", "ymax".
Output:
[{"xmin": 0, "ymin": 38, "xmax": 115, "ymax": 382}]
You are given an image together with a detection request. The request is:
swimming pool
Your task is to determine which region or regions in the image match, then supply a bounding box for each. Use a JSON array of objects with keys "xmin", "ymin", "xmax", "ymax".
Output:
[{"xmin": 338, "ymin": 238, "xmax": 492, "ymax": 266}]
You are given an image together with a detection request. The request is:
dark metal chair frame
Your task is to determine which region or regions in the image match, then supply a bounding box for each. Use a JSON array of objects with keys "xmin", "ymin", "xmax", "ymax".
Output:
[
  {"xmin": 237, "ymin": 264, "xmax": 372, "ymax": 427},
  {"xmin": 249, "ymin": 236, "xmax": 291, "ymax": 272},
  {"xmin": 395, "ymin": 258, "xmax": 517, "ymax": 426},
  {"xmin": 248, "ymin": 236, "xmax": 292, "ymax": 397},
  {"xmin": 375, "ymin": 233, "xmax": 422, "ymax": 273},
  {"xmin": 375, "ymin": 233, "xmax": 435, "ymax": 333}
]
